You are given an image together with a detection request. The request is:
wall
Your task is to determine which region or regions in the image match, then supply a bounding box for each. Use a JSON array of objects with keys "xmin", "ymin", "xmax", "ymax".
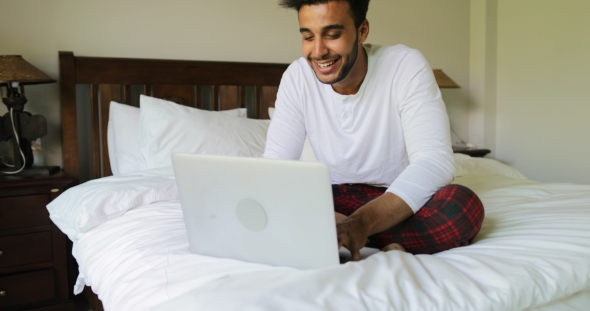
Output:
[
  {"xmin": 468, "ymin": 0, "xmax": 497, "ymax": 156},
  {"xmin": 494, "ymin": 0, "xmax": 590, "ymax": 183},
  {"xmin": 0, "ymin": 0, "xmax": 470, "ymax": 169}
]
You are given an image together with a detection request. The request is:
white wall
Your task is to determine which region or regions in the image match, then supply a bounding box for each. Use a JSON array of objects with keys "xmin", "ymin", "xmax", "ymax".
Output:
[
  {"xmin": 0, "ymin": 0, "xmax": 470, "ymax": 169},
  {"xmin": 494, "ymin": 0, "xmax": 590, "ymax": 184},
  {"xmin": 468, "ymin": 0, "xmax": 590, "ymax": 184}
]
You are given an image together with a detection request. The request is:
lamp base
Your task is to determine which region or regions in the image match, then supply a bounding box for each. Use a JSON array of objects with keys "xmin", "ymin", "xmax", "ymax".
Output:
[{"xmin": 0, "ymin": 165, "xmax": 60, "ymax": 177}]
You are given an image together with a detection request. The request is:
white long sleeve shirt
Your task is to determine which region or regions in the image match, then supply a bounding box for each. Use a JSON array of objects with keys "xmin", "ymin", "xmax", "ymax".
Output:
[{"xmin": 264, "ymin": 44, "xmax": 454, "ymax": 213}]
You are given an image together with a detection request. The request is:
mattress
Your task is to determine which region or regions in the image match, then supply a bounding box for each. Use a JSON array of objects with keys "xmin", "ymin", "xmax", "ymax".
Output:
[{"xmin": 50, "ymin": 164, "xmax": 590, "ymax": 311}]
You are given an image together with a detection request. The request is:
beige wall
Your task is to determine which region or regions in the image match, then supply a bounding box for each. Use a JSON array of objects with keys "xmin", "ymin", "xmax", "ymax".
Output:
[
  {"xmin": 0, "ymin": 0, "xmax": 470, "ymax": 169},
  {"xmin": 468, "ymin": 0, "xmax": 497, "ymax": 156},
  {"xmin": 494, "ymin": 0, "xmax": 590, "ymax": 183}
]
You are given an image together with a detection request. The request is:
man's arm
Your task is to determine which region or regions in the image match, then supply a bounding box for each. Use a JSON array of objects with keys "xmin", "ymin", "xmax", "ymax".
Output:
[
  {"xmin": 264, "ymin": 63, "xmax": 307, "ymax": 161},
  {"xmin": 336, "ymin": 192, "xmax": 413, "ymax": 261}
]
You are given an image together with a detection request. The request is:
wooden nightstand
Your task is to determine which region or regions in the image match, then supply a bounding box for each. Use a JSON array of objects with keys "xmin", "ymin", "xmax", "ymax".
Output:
[
  {"xmin": 452, "ymin": 146, "xmax": 491, "ymax": 158},
  {"xmin": 0, "ymin": 172, "xmax": 75, "ymax": 311}
]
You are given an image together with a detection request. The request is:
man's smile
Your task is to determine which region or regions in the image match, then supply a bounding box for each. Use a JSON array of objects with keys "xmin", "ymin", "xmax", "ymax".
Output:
[{"xmin": 313, "ymin": 58, "xmax": 341, "ymax": 74}]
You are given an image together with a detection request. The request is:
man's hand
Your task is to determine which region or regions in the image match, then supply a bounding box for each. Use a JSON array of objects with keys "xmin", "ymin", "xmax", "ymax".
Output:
[
  {"xmin": 335, "ymin": 212, "xmax": 347, "ymax": 222},
  {"xmin": 337, "ymin": 216, "xmax": 370, "ymax": 261},
  {"xmin": 336, "ymin": 192, "xmax": 414, "ymax": 261}
]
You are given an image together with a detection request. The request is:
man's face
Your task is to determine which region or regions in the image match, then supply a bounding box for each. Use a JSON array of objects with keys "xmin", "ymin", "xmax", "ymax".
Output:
[{"xmin": 298, "ymin": 1, "xmax": 365, "ymax": 86}]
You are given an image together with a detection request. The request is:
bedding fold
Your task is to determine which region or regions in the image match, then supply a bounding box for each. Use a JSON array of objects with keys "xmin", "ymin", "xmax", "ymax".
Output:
[{"xmin": 47, "ymin": 166, "xmax": 178, "ymax": 240}]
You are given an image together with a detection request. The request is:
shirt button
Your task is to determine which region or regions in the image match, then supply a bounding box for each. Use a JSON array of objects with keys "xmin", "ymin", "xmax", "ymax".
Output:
[{"xmin": 343, "ymin": 113, "xmax": 349, "ymax": 119}]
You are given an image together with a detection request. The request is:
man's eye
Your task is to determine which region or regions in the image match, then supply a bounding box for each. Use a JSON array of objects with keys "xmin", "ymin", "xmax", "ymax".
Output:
[
  {"xmin": 326, "ymin": 33, "xmax": 341, "ymax": 39},
  {"xmin": 303, "ymin": 36, "xmax": 314, "ymax": 41}
]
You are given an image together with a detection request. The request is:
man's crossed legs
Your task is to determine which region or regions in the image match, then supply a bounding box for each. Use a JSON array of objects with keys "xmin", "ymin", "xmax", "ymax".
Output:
[{"xmin": 332, "ymin": 184, "xmax": 484, "ymax": 254}]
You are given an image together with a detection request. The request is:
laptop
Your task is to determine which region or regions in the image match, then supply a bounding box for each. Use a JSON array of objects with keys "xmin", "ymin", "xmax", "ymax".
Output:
[{"xmin": 172, "ymin": 153, "xmax": 340, "ymax": 270}]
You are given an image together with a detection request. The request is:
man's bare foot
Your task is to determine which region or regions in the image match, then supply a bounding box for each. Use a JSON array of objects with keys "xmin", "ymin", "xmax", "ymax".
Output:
[{"xmin": 381, "ymin": 243, "xmax": 406, "ymax": 252}]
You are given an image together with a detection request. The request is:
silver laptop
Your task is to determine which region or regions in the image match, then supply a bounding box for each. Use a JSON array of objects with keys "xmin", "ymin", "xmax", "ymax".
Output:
[{"xmin": 172, "ymin": 153, "xmax": 340, "ymax": 270}]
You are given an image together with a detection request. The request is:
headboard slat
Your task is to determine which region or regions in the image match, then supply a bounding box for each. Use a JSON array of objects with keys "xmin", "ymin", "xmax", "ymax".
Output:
[
  {"xmin": 239, "ymin": 86, "xmax": 246, "ymax": 109},
  {"xmin": 219, "ymin": 86, "xmax": 239, "ymax": 111},
  {"xmin": 212, "ymin": 85, "xmax": 220, "ymax": 111},
  {"xmin": 123, "ymin": 85, "xmax": 132, "ymax": 105},
  {"xmin": 97, "ymin": 84, "xmax": 121, "ymax": 177},
  {"xmin": 195, "ymin": 85, "xmax": 202, "ymax": 109},
  {"xmin": 261, "ymin": 86, "xmax": 278, "ymax": 120},
  {"xmin": 254, "ymin": 86, "xmax": 262, "ymax": 119},
  {"xmin": 90, "ymin": 84, "xmax": 101, "ymax": 179}
]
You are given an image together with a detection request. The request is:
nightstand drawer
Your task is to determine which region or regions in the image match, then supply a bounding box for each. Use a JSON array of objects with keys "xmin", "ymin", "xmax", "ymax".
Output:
[
  {"xmin": 0, "ymin": 269, "xmax": 56, "ymax": 308},
  {"xmin": 0, "ymin": 194, "xmax": 51, "ymax": 229},
  {"xmin": 0, "ymin": 232, "xmax": 53, "ymax": 268}
]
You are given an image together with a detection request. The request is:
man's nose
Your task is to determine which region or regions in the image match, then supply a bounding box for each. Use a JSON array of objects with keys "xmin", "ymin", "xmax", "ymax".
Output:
[{"xmin": 313, "ymin": 39, "xmax": 329, "ymax": 59}]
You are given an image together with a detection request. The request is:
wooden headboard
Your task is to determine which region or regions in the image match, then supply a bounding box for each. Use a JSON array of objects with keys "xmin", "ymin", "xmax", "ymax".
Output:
[{"xmin": 59, "ymin": 51, "xmax": 288, "ymax": 182}]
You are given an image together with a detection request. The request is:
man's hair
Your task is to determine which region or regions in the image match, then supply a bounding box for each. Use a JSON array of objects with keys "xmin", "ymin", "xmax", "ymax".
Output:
[{"xmin": 279, "ymin": 0, "xmax": 370, "ymax": 29}]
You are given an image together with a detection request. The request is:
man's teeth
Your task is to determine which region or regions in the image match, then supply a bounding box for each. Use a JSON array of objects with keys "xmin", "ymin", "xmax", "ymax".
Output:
[{"xmin": 319, "ymin": 60, "xmax": 335, "ymax": 68}]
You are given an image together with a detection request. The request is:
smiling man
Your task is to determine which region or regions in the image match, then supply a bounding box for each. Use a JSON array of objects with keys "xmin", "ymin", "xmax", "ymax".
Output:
[{"xmin": 264, "ymin": 0, "xmax": 484, "ymax": 261}]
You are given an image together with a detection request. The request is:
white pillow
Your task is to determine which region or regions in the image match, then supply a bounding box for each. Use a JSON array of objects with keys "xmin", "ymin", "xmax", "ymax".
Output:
[
  {"xmin": 107, "ymin": 107, "xmax": 119, "ymax": 175},
  {"xmin": 108, "ymin": 102, "xmax": 141, "ymax": 175},
  {"xmin": 454, "ymin": 155, "xmax": 527, "ymax": 179},
  {"xmin": 46, "ymin": 167, "xmax": 178, "ymax": 240},
  {"xmin": 138, "ymin": 95, "xmax": 269, "ymax": 170},
  {"xmin": 219, "ymin": 107, "xmax": 247, "ymax": 118},
  {"xmin": 268, "ymin": 107, "xmax": 317, "ymax": 162},
  {"xmin": 107, "ymin": 101, "xmax": 247, "ymax": 175}
]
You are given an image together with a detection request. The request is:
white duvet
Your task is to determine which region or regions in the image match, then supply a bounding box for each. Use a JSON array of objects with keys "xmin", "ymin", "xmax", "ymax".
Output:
[{"xmin": 50, "ymin": 163, "xmax": 590, "ymax": 311}]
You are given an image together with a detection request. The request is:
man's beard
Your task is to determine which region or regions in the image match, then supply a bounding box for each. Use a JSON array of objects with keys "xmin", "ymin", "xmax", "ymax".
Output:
[{"xmin": 310, "ymin": 36, "xmax": 359, "ymax": 85}]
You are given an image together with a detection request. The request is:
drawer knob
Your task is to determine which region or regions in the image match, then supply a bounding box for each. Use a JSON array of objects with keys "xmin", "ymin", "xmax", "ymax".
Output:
[
  {"xmin": 0, "ymin": 250, "xmax": 3, "ymax": 256},
  {"xmin": 0, "ymin": 290, "xmax": 5, "ymax": 297},
  {"xmin": 51, "ymin": 188, "xmax": 60, "ymax": 193}
]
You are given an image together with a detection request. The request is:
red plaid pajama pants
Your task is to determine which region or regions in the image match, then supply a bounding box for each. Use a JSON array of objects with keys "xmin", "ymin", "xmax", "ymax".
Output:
[{"xmin": 332, "ymin": 184, "xmax": 484, "ymax": 255}]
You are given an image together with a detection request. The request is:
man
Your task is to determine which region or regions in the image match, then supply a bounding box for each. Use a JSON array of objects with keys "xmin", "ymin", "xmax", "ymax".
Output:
[{"xmin": 264, "ymin": 0, "xmax": 484, "ymax": 261}]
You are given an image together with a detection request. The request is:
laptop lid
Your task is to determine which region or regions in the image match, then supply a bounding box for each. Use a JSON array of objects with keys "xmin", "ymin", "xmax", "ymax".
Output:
[{"xmin": 172, "ymin": 153, "xmax": 339, "ymax": 270}]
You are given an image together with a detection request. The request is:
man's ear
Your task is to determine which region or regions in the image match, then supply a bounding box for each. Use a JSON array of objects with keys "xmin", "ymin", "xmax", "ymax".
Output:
[{"xmin": 358, "ymin": 19, "xmax": 370, "ymax": 43}]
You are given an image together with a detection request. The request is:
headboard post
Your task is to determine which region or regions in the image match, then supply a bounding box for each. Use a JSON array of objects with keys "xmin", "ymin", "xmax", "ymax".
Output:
[{"xmin": 59, "ymin": 51, "xmax": 80, "ymax": 182}]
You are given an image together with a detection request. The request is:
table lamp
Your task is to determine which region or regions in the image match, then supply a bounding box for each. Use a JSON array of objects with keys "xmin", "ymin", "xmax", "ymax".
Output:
[
  {"xmin": 433, "ymin": 69, "xmax": 460, "ymax": 89},
  {"xmin": 0, "ymin": 55, "xmax": 58, "ymax": 176}
]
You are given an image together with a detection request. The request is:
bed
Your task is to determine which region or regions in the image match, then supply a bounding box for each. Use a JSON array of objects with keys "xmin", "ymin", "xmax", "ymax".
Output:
[{"xmin": 49, "ymin": 52, "xmax": 590, "ymax": 311}]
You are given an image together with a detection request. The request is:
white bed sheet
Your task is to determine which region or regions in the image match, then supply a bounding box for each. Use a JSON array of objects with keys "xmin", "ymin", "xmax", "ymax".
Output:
[{"xmin": 66, "ymin": 171, "xmax": 590, "ymax": 311}]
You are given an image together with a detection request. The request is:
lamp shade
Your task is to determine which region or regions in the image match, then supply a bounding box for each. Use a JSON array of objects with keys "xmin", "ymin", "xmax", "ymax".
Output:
[
  {"xmin": 433, "ymin": 69, "xmax": 460, "ymax": 88},
  {"xmin": 0, "ymin": 55, "xmax": 55, "ymax": 85}
]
